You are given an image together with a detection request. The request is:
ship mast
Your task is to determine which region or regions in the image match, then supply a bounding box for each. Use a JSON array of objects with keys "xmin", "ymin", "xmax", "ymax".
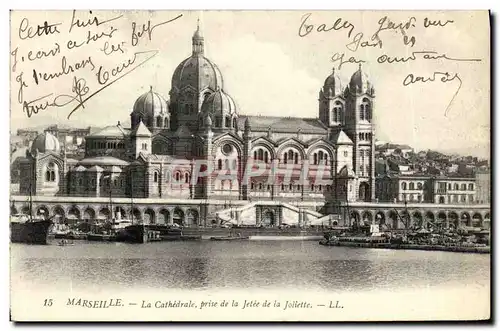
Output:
[
  {"xmin": 28, "ymin": 182, "xmax": 33, "ymax": 221},
  {"xmin": 130, "ymin": 169, "xmax": 134, "ymax": 224},
  {"xmin": 109, "ymin": 184, "xmax": 113, "ymax": 221},
  {"xmin": 29, "ymin": 162, "xmax": 36, "ymax": 221},
  {"xmin": 345, "ymin": 193, "xmax": 351, "ymax": 228}
]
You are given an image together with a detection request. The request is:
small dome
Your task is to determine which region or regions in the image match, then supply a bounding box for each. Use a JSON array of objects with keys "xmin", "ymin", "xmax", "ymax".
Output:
[
  {"xmin": 193, "ymin": 20, "xmax": 203, "ymax": 39},
  {"xmin": 30, "ymin": 132, "xmax": 60, "ymax": 154},
  {"xmin": 201, "ymin": 89, "xmax": 237, "ymax": 116},
  {"xmin": 322, "ymin": 68, "xmax": 343, "ymax": 97},
  {"xmin": 132, "ymin": 87, "xmax": 169, "ymax": 120},
  {"xmin": 349, "ymin": 64, "xmax": 373, "ymax": 95}
]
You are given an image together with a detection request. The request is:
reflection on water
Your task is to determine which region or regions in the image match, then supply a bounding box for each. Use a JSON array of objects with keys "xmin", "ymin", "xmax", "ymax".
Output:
[{"xmin": 10, "ymin": 241, "xmax": 490, "ymax": 292}]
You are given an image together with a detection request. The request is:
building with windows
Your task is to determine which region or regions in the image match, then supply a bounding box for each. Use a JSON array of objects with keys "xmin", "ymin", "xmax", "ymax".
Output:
[
  {"xmin": 44, "ymin": 124, "xmax": 91, "ymax": 147},
  {"xmin": 16, "ymin": 23, "xmax": 378, "ymax": 225},
  {"xmin": 475, "ymin": 168, "xmax": 490, "ymax": 204},
  {"xmin": 376, "ymin": 174, "xmax": 477, "ymax": 205}
]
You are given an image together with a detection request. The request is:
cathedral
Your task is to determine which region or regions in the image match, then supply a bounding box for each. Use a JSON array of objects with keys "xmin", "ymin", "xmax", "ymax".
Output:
[{"xmin": 19, "ymin": 23, "xmax": 376, "ymax": 212}]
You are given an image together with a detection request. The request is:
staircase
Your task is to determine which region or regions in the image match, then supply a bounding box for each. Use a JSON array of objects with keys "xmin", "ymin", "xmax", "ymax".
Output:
[{"xmin": 215, "ymin": 201, "xmax": 331, "ymax": 226}]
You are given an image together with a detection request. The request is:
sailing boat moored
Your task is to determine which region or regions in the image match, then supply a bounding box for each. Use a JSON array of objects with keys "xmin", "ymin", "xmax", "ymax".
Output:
[{"xmin": 10, "ymin": 183, "xmax": 53, "ymax": 245}]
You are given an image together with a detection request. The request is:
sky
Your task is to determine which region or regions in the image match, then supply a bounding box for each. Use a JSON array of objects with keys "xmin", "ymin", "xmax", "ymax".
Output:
[{"xmin": 9, "ymin": 10, "xmax": 490, "ymax": 158}]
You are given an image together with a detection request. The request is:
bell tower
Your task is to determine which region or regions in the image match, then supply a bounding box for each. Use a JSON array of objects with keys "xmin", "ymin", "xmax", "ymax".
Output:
[
  {"xmin": 318, "ymin": 68, "xmax": 345, "ymax": 140},
  {"xmin": 344, "ymin": 64, "xmax": 375, "ymax": 202}
]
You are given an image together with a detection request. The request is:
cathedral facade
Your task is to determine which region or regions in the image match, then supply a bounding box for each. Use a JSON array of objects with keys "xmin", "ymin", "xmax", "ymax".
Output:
[{"xmin": 19, "ymin": 24, "xmax": 376, "ymax": 210}]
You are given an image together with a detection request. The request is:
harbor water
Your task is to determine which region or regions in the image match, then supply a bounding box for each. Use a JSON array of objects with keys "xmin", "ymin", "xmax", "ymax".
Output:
[{"xmin": 10, "ymin": 240, "xmax": 490, "ymax": 292}]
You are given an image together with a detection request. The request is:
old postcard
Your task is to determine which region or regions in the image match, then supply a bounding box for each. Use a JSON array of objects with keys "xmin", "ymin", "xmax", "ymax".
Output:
[{"xmin": 9, "ymin": 10, "xmax": 490, "ymax": 322}]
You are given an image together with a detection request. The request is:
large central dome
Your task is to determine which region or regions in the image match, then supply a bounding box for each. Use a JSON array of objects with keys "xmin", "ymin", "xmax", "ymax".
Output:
[
  {"xmin": 171, "ymin": 56, "xmax": 224, "ymax": 92},
  {"xmin": 170, "ymin": 22, "xmax": 224, "ymax": 93}
]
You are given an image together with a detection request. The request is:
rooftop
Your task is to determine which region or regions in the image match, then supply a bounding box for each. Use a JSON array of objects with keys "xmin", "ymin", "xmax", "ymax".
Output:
[
  {"xmin": 238, "ymin": 115, "xmax": 327, "ymax": 134},
  {"xmin": 77, "ymin": 156, "xmax": 130, "ymax": 167}
]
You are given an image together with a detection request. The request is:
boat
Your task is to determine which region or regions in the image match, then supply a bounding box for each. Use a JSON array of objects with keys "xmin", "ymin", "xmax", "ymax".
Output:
[
  {"xmin": 10, "ymin": 182, "xmax": 53, "ymax": 245},
  {"xmin": 210, "ymin": 232, "xmax": 249, "ymax": 241},
  {"xmin": 86, "ymin": 233, "xmax": 115, "ymax": 241},
  {"xmin": 210, "ymin": 236, "xmax": 249, "ymax": 241},
  {"xmin": 112, "ymin": 179, "xmax": 161, "ymax": 244},
  {"xmin": 54, "ymin": 230, "xmax": 87, "ymax": 240},
  {"xmin": 57, "ymin": 239, "xmax": 75, "ymax": 246},
  {"xmin": 11, "ymin": 214, "xmax": 54, "ymax": 245}
]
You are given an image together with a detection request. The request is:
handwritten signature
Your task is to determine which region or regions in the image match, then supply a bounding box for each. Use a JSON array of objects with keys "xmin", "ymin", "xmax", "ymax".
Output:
[{"xmin": 23, "ymin": 77, "xmax": 90, "ymax": 118}]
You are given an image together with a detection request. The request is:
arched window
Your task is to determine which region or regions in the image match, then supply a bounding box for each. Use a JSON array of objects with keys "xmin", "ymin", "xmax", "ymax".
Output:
[
  {"xmin": 362, "ymin": 98, "xmax": 371, "ymax": 121},
  {"xmin": 175, "ymin": 172, "xmax": 180, "ymax": 182},
  {"xmin": 225, "ymin": 117, "xmax": 231, "ymax": 128},
  {"xmin": 288, "ymin": 150, "xmax": 294, "ymax": 162},
  {"xmin": 454, "ymin": 183, "xmax": 459, "ymax": 190},
  {"xmin": 402, "ymin": 182, "xmax": 407, "ymax": 190},
  {"xmin": 310, "ymin": 184, "xmax": 315, "ymax": 191},
  {"xmin": 164, "ymin": 118, "xmax": 169, "ymax": 128},
  {"xmin": 461, "ymin": 183, "xmax": 467, "ymax": 190},
  {"xmin": 251, "ymin": 182, "xmax": 255, "ymax": 190},
  {"xmin": 284, "ymin": 153, "xmax": 288, "ymax": 164},
  {"xmin": 360, "ymin": 104, "xmax": 365, "ymax": 120},
  {"xmin": 409, "ymin": 182, "xmax": 415, "ymax": 190},
  {"xmin": 417, "ymin": 182, "xmax": 423, "ymax": 190},
  {"xmin": 294, "ymin": 153, "xmax": 299, "ymax": 164},
  {"xmin": 253, "ymin": 151, "xmax": 257, "ymax": 160},
  {"xmin": 218, "ymin": 159, "xmax": 222, "ymax": 170},
  {"xmin": 156, "ymin": 117, "xmax": 162, "ymax": 127},
  {"xmin": 289, "ymin": 184, "xmax": 293, "ymax": 191},
  {"xmin": 281, "ymin": 184, "xmax": 285, "ymax": 191},
  {"xmin": 264, "ymin": 151, "xmax": 269, "ymax": 163},
  {"xmin": 332, "ymin": 101, "xmax": 343, "ymax": 123},
  {"xmin": 313, "ymin": 153, "xmax": 318, "ymax": 165},
  {"xmin": 185, "ymin": 173, "xmax": 190, "ymax": 184},
  {"xmin": 45, "ymin": 162, "xmax": 56, "ymax": 182},
  {"xmin": 468, "ymin": 183, "xmax": 474, "ymax": 190},
  {"xmin": 225, "ymin": 159, "xmax": 229, "ymax": 170},
  {"xmin": 153, "ymin": 172, "xmax": 158, "ymax": 183},
  {"xmin": 258, "ymin": 149, "xmax": 264, "ymax": 161},
  {"xmin": 232, "ymin": 118, "xmax": 237, "ymax": 128},
  {"xmin": 258, "ymin": 183, "xmax": 263, "ymax": 190}
]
